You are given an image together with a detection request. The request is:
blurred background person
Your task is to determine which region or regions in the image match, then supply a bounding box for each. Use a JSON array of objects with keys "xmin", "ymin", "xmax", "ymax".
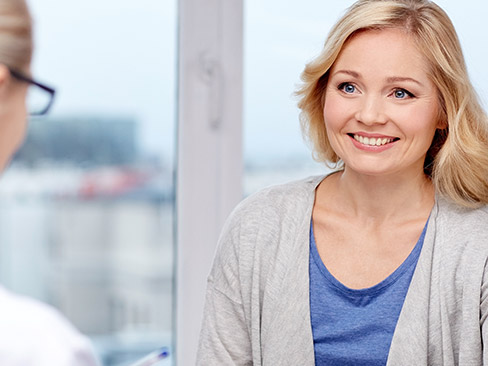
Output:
[{"xmin": 0, "ymin": 0, "xmax": 99, "ymax": 365}]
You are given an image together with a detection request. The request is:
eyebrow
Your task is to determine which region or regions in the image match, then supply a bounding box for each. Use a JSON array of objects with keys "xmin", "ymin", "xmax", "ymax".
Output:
[
  {"xmin": 332, "ymin": 70, "xmax": 424, "ymax": 87},
  {"xmin": 386, "ymin": 76, "xmax": 423, "ymax": 86},
  {"xmin": 333, "ymin": 70, "xmax": 360, "ymax": 78}
]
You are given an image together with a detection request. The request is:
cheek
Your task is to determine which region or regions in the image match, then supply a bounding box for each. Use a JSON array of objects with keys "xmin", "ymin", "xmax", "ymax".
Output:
[
  {"xmin": 323, "ymin": 94, "xmax": 350, "ymax": 158},
  {"xmin": 405, "ymin": 105, "xmax": 439, "ymax": 139},
  {"xmin": 0, "ymin": 95, "xmax": 29, "ymax": 165},
  {"xmin": 323, "ymin": 92, "xmax": 348, "ymax": 131},
  {"xmin": 0, "ymin": 124, "xmax": 25, "ymax": 172}
]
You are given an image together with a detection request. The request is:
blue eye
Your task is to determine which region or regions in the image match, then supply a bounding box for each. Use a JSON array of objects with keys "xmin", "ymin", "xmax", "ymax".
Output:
[
  {"xmin": 394, "ymin": 89, "xmax": 406, "ymax": 98},
  {"xmin": 339, "ymin": 83, "xmax": 356, "ymax": 94},
  {"xmin": 393, "ymin": 88, "xmax": 414, "ymax": 99}
]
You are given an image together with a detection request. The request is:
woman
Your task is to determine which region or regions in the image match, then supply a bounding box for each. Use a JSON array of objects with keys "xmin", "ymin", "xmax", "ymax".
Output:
[
  {"xmin": 0, "ymin": 1, "xmax": 99, "ymax": 365},
  {"xmin": 197, "ymin": 0, "xmax": 488, "ymax": 365}
]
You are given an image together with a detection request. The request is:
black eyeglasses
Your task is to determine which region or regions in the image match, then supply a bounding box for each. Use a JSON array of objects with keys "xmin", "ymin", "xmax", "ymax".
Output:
[{"xmin": 9, "ymin": 68, "xmax": 56, "ymax": 116}]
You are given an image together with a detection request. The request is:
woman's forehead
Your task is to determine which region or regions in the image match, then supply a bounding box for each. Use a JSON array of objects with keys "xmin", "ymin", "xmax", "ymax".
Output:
[{"xmin": 330, "ymin": 28, "xmax": 431, "ymax": 80}]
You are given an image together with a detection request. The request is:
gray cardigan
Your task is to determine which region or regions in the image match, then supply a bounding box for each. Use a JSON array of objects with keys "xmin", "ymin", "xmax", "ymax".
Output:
[{"xmin": 197, "ymin": 175, "xmax": 488, "ymax": 365}]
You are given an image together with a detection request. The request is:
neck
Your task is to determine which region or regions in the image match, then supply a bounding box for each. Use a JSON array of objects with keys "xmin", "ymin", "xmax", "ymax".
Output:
[{"xmin": 323, "ymin": 168, "xmax": 435, "ymax": 225}]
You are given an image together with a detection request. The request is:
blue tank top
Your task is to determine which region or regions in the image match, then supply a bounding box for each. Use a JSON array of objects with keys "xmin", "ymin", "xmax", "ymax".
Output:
[{"xmin": 309, "ymin": 220, "xmax": 427, "ymax": 365}]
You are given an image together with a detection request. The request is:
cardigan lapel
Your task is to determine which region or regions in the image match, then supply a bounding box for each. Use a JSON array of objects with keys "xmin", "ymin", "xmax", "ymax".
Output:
[
  {"xmin": 386, "ymin": 198, "xmax": 440, "ymax": 365},
  {"xmin": 261, "ymin": 175, "xmax": 323, "ymax": 365}
]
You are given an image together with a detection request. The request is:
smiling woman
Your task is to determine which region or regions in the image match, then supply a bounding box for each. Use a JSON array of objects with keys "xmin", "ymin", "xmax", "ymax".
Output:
[
  {"xmin": 323, "ymin": 28, "xmax": 440, "ymax": 179},
  {"xmin": 298, "ymin": 0, "xmax": 488, "ymax": 206},
  {"xmin": 198, "ymin": 0, "xmax": 488, "ymax": 365}
]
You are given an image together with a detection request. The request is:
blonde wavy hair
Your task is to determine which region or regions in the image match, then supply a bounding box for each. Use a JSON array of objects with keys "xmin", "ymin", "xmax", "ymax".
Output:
[
  {"xmin": 0, "ymin": 0, "xmax": 32, "ymax": 71},
  {"xmin": 296, "ymin": 0, "xmax": 488, "ymax": 208}
]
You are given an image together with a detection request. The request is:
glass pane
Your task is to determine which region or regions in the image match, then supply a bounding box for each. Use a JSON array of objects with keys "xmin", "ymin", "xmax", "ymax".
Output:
[
  {"xmin": 435, "ymin": 0, "xmax": 488, "ymax": 104},
  {"xmin": 1, "ymin": 1, "xmax": 177, "ymax": 365},
  {"xmin": 243, "ymin": 0, "xmax": 488, "ymax": 195},
  {"xmin": 243, "ymin": 1, "xmax": 356, "ymax": 195}
]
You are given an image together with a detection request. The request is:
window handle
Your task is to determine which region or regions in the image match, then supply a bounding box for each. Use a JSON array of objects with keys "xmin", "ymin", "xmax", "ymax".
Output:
[{"xmin": 200, "ymin": 52, "xmax": 223, "ymax": 130}]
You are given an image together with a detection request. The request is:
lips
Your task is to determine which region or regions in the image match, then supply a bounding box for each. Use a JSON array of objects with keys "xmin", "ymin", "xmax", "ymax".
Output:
[{"xmin": 348, "ymin": 133, "xmax": 399, "ymax": 147}]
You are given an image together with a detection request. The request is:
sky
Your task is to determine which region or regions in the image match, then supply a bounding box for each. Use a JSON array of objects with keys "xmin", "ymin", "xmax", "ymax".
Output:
[
  {"xmin": 25, "ymin": 0, "xmax": 488, "ymax": 166},
  {"xmin": 27, "ymin": 0, "xmax": 177, "ymax": 163}
]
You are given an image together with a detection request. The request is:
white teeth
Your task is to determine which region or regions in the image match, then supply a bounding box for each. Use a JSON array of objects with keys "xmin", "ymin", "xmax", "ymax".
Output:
[{"xmin": 353, "ymin": 134, "xmax": 393, "ymax": 146}]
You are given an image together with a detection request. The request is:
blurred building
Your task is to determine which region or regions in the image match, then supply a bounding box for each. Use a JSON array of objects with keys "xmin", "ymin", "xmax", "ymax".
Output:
[
  {"xmin": 1, "ymin": 115, "xmax": 174, "ymax": 364},
  {"xmin": 14, "ymin": 116, "xmax": 138, "ymax": 167}
]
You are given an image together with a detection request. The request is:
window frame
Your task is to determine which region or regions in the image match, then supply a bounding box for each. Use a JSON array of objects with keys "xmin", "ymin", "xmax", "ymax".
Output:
[{"xmin": 176, "ymin": 0, "xmax": 244, "ymax": 364}]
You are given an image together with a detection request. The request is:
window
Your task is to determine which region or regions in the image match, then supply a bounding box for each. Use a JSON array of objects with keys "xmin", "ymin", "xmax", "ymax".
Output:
[
  {"xmin": 1, "ymin": 0, "xmax": 177, "ymax": 364},
  {"xmin": 435, "ymin": 0, "xmax": 488, "ymax": 105},
  {"xmin": 243, "ymin": 1, "xmax": 356, "ymax": 194}
]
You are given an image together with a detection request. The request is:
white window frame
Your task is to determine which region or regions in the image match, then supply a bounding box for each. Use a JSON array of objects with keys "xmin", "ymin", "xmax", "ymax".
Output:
[{"xmin": 176, "ymin": 0, "xmax": 244, "ymax": 364}]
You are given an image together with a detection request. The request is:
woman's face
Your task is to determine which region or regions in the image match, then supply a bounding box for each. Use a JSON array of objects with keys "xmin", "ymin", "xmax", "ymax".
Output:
[
  {"xmin": 323, "ymin": 28, "xmax": 440, "ymax": 179},
  {"xmin": 0, "ymin": 65, "xmax": 28, "ymax": 172}
]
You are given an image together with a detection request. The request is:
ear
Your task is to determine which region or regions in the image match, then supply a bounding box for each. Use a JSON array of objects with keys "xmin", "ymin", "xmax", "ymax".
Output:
[
  {"xmin": 435, "ymin": 107, "xmax": 448, "ymax": 130},
  {"xmin": 436, "ymin": 119, "xmax": 447, "ymax": 130},
  {"xmin": 0, "ymin": 64, "xmax": 11, "ymax": 92}
]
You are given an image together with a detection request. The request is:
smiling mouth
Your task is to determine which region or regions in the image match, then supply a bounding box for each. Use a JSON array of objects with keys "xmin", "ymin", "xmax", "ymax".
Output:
[{"xmin": 348, "ymin": 133, "xmax": 400, "ymax": 146}]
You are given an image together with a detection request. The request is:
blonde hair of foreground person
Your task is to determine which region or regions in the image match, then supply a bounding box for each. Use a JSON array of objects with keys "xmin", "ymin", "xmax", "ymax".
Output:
[{"xmin": 297, "ymin": 0, "xmax": 488, "ymax": 208}]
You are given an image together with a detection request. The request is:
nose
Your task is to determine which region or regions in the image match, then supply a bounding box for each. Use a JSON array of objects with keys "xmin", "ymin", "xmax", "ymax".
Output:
[{"xmin": 354, "ymin": 95, "xmax": 388, "ymax": 125}]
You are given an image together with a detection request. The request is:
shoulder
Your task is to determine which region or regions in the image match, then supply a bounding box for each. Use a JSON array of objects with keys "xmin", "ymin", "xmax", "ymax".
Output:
[
  {"xmin": 436, "ymin": 197, "xmax": 488, "ymax": 235},
  {"xmin": 0, "ymin": 286, "xmax": 99, "ymax": 365},
  {"xmin": 228, "ymin": 175, "xmax": 324, "ymax": 227},
  {"xmin": 209, "ymin": 175, "xmax": 323, "ymax": 286},
  {"xmin": 433, "ymin": 197, "xmax": 488, "ymax": 259}
]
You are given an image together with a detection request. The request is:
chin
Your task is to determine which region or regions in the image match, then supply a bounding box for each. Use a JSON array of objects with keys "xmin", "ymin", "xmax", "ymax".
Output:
[
  {"xmin": 343, "ymin": 160, "xmax": 389, "ymax": 175},
  {"xmin": 343, "ymin": 161, "xmax": 424, "ymax": 179}
]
